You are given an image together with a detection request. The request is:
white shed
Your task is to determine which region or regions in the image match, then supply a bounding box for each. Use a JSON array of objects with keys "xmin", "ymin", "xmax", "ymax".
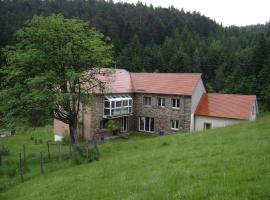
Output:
[{"xmin": 194, "ymin": 93, "xmax": 258, "ymax": 131}]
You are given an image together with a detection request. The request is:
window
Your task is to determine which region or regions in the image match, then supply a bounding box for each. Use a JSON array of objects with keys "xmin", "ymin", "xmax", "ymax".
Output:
[
  {"xmin": 171, "ymin": 120, "xmax": 179, "ymax": 130},
  {"xmin": 139, "ymin": 117, "xmax": 154, "ymax": 132},
  {"xmin": 144, "ymin": 97, "xmax": 152, "ymax": 106},
  {"xmin": 158, "ymin": 97, "xmax": 165, "ymax": 107},
  {"xmin": 100, "ymin": 119, "xmax": 109, "ymax": 129},
  {"xmin": 204, "ymin": 123, "xmax": 212, "ymax": 130},
  {"xmin": 103, "ymin": 95, "xmax": 133, "ymax": 117},
  {"xmin": 172, "ymin": 98, "xmax": 180, "ymax": 109}
]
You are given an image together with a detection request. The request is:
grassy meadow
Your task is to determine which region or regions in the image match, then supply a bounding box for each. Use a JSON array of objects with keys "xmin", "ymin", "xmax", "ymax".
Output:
[{"xmin": 0, "ymin": 115, "xmax": 270, "ymax": 200}]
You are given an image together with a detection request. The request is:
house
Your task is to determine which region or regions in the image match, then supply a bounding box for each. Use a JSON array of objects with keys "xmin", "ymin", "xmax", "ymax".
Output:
[
  {"xmin": 54, "ymin": 68, "xmax": 258, "ymax": 140},
  {"xmin": 194, "ymin": 93, "xmax": 258, "ymax": 131}
]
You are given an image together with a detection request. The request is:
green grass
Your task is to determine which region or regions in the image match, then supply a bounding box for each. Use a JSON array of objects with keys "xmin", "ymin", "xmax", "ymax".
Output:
[{"xmin": 1, "ymin": 116, "xmax": 270, "ymax": 200}]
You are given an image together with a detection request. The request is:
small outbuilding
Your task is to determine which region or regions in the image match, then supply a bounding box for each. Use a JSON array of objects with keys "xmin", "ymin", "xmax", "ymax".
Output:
[{"xmin": 194, "ymin": 93, "xmax": 258, "ymax": 131}]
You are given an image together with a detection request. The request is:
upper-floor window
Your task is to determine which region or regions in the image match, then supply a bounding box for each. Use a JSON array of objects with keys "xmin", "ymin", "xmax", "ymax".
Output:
[
  {"xmin": 158, "ymin": 97, "xmax": 165, "ymax": 107},
  {"xmin": 172, "ymin": 98, "xmax": 180, "ymax": 109},
  {"xmin": 171, "ymin": 120, "xmax": 179, "ymax": 130},
  {"xmin": 104, "ymin": 95, "xmax": 132, "ymax": 118},
  {"xmin": 144, "ymin": 96, "xmax": 152, "ymax": 106}
]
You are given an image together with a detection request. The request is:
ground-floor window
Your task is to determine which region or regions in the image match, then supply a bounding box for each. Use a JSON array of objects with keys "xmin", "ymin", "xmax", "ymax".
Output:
[
  {"xmin": 204, "ymin": 122, "xmax": 212, "ymax": 130},
  {"xmin": 139, "ymin": 117, "xmax": 154, "ymax": 132},
  {"xmin": 171, "ymin": 120, "xmax": 179, "ymax": 130},
  {"xmin": 100, "ymin": 119, "xmax": 109, "ymax": 130}
]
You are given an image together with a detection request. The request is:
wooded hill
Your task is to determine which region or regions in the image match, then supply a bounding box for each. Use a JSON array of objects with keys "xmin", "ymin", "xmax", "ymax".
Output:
[{"xmin": 0, "ymin": 0, "xmax": 270, "ymax": 113}]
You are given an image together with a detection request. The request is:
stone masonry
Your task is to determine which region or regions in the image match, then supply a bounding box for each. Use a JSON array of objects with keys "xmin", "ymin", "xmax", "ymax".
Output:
[{"xmin": 133, "ymin": 94, "xmax": 191, "ymax": 134}]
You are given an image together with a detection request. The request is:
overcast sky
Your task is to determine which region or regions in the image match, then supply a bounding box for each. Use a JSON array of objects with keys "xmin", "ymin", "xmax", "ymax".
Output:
[{"xmin": 112, "ymin": 0, "xmax": 269, "ymax": 26}]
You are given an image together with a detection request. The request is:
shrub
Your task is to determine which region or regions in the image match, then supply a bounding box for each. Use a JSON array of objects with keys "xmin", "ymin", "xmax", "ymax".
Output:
[
  {"xmin": 62, "ymin": 134, "xmax": 71, "ymax": 145},
  {"xmin": 6, "ymin": 166, "xmax": 17, "ymax": 178},
  {"xmin": 71, "ymin": 151, "xmax": 85, "ymax": 165},
  {"xmin": 105, "ymin": 119, "xmax": 118, "ymax": 135},
  {"xmin": 88, "ymin": 147, "xmax": 99, "ymax": 162},
  {"xmin": 0, "ymin": 145, "xmax": 9, "ymax": 156},
  {"xmin": 161, "ymin": 141, "xmax": 170, "ymax": 147}
]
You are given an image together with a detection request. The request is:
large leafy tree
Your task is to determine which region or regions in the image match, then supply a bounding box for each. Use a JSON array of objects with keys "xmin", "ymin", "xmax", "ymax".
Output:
[{"xmin": 1, "ymin": 14, "xmax": 113, "ymax": 148}]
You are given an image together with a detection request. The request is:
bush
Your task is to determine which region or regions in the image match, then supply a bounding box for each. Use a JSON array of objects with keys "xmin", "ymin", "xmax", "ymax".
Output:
[
  {"xmin": 71, "ymin": 151, "xmax": 85, "ymax": 165},
  {"xmin": 6, "ymin": 166, "xmax": 17, "ymax": 178},
  {"xmin": 0, "ymin": 145, "xmax": 9, "ymax": 156},
  {"xmin": 105, "ymin": 119, "xmax": 118, "ymax": 135},
  {"xmin": 161, "ymin": 141, "xmax": 170, "ymax": 147},
  {"xmin": 88, "ymin": 147, "xmax": 99, "ymax": 162},
  {"xmin": 62, "ymin": 135, "xmax": 71, "ymax": 145}
]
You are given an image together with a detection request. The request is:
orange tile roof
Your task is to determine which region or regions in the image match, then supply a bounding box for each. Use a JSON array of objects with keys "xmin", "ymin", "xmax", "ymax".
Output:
[
  {"xmin": 103, "ymin": 69, "xmax": 134, "ymax": 93},
  {"xmin": 195, "ymin": 93, "xmax": 256, "ymax": 120},
  {"xmin": 93, "ymin": 69, "xmax": 202, "ymax": 95},
  {"xmin": 130, "ymin": 72, "xmax": 202, "ymax": 95}
]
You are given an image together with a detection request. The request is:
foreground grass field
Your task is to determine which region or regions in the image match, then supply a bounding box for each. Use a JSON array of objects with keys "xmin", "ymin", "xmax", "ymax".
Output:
[{"xmin": 0, "ymin": 115, "xmax": 270, "ymax": 200}]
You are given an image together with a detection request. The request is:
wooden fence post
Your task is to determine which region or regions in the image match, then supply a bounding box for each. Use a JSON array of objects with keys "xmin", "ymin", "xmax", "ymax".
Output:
[
  {"xmin": 22, "ymin": 144, "xmax": 26, "ymax": 164},
  {"xmin": 19, "ymin": 153, "xmax": 24, "ymax": 182},
  {"xmin": 47, "ymin": 141, "xmax": 50, "ymax": 160},
  {"xmin": 86, "ymin": 145, "xmax": 89, "ymax": 161},
  {"xmin": 40, "ymin": 152, "xmax": 44, "ymax": 174},
  {"xmin": 0, "ymin": 151, "xmax": 2, "ymax": 166},
  {"xmin": 58, "ymin": 143, "xmax": 62, "ymax": 163},
  {"xmin": 69, "ymin": 143, "xmax": 72, "ymax": 157}
]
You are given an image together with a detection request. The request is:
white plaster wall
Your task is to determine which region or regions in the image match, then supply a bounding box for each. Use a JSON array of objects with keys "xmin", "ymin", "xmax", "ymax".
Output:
[
  {"xmin": 249, "ymin": 100, "xmax": 258, "ymax": 121},
  {"xmin": 194, "ymin": 116, "xmax": 245, "ymax": 131},
  {"xmin": 191, "ymin": 78, "xmax": 206, "ymax": 113},
  {"xmin": 190, "ymin": 78, "xmax": 206, "ymax": 131}
]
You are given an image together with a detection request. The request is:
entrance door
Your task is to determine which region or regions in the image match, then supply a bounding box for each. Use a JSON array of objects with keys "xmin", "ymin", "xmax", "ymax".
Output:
[
  {"xmin": 204, "ymin": 122, "xmax": 212, "ymax": 130},
  {"xmin": 122, "ymin": 116, "xmax": 128, "ymax": 132}
]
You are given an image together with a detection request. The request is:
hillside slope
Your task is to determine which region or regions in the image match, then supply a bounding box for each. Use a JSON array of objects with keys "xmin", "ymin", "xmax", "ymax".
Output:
[{"xmin": 1, "ymin": 116, "xmax": 270, "ymax": 200}]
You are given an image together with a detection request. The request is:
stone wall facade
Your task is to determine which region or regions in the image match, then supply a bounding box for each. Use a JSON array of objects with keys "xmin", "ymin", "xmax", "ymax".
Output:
[
  {"xmin": 54, "ymin": 93, "xmax": 192, "ymax": 139},
  {"xmin": 133, "ymin": 93, "xmax": 191, "ymax": 134},
  {"xmin": 89, "ymin": 94, "xmax": 135, "ymax": 137}
]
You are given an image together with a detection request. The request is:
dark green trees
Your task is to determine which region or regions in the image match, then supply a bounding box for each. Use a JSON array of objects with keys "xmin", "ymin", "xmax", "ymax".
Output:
[{"xmin": 1, "ymin": 14, "xmax": 113, "ymax": 147}]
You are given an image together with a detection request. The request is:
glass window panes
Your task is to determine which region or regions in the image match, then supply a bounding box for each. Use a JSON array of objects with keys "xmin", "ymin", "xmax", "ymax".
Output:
[
  {"xmin": 172, "ymin": 98, "xmax": 180, "ymax": 108},
  {"xmin": 104, "ymin": 95, "xmax": 133, "ymax": 117},
  {"xmin": 144, "ymin": 97, "xmax": 151, "ymax": 106},
  {"xmin": 158, "ymin": 97, "xmax": 165, "ymax": 107},
  {"xmin": 139, "ymin": 117, "xmax": 154, "ymax": 132},
  {"xmin": 104, "ymin": 100, "xmax": 110, "ymax": 108},
  {"xmin": 171, "ymin": 120, "xmax": 179, "ymax": 129}
]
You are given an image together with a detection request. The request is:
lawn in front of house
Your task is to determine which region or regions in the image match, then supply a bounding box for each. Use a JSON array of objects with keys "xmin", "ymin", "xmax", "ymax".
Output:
[{"xmin": 0, "ymin": 115, "xmax": 270, "ymax": 199}]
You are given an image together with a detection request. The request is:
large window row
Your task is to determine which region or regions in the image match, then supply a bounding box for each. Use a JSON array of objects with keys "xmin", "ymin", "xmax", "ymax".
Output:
[
  {"xmin": 104, "ymin": 95, "xmax": 133, "ymax": 117},
  {"xmin": 143, "ymin": 96, "xmax": 180, "ymax": 109},
  {"xmin": 138, "ymin": 117, "xmax": 180, "ymax": 133}
]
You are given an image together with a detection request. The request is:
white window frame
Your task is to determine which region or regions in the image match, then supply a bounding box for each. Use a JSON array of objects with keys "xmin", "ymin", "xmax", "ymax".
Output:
[
  {"xmin": 158, "ymin": 97, "xmax": 165, "ymax": 107},
  {"xmin": 171, "ymin": 120, "xmax": 179, "ymax": 130},
  {"xmin": 103, "ymin": 95, "xmax": 133, "ymax": 118},
  {"xmin": 139, "ymin": 117, "xmax": 154, "ymax": 133},
  {"xmin": 172, "ymin": 98, "xmax": 180, "ymax": 109},
  {"xmin": 143, "ymin": 96, "xmax": 152, "ymax": 106}
]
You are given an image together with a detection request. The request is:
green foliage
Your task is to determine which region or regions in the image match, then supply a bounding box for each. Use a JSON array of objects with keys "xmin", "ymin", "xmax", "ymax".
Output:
[
  {"xmin": 0, "ymin": 13, "xmax": 113, "ymax": 127},
  {"xmin": 6, "ymin": 166, "xmax": 17, "ymax": 179},
  {"xmin": 1, "ymin": 115, "xmax": 270, "ymax": 199},
  {"xmin": 71, "ymin": 151, "xmax": 85, "ymax": 165},
  {"xmin": 62, "ymin": 134, "xmax": 71, "ymax": 145},
  {"xmin": 105, "ymin": 119, "xmax": 118, "ymax": 135},
  {"xmin": 0, "ymin": 145, "xmax": 9, "ymax": 156}
]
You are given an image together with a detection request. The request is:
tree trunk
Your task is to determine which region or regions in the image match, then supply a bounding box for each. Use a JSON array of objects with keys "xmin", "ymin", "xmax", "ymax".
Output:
[{"xmin": 69, "ymin": 116, "xmax": 82, "ymax": 154}]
